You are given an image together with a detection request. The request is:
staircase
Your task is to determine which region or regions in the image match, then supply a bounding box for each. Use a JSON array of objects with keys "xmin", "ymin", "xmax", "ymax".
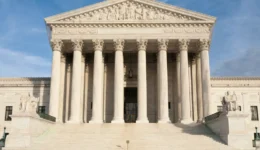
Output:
[{"xmin": 9, "ymin": 123, "xmax": 235, "ymax": 150}]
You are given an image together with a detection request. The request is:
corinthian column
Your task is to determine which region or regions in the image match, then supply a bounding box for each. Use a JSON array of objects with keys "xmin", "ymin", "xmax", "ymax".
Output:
[
  {"xmin": 179, "ymin": 39, "xmax": 193, "ymax": 124},
  {"xmin": 90, "ymin": 39, "xmax": 104, "ymax": 124},
  {"xmin": 49, "ymin": 39, "xmax": 63, "ymax": 118},
  {"xmin": 199, "ymin": 39, "xmax": 212, "ymax": 117},
  {"xmin": 68, "ymin": 39, "xmax": 83, "ymax": 123},
  {"xmin": 196, "ymin": 54, "xmax": 203, "ymax": 122},
  {"xmin": 112, "ymin": 39, "xmax": 125, "ymax": 124},
  {"xmin": 136, "ymin": 39, "xmax": 149, "ymax": 123},
  {"xmin": 157, "ymin": 39, "xmax": 170, "ymax": 123}
]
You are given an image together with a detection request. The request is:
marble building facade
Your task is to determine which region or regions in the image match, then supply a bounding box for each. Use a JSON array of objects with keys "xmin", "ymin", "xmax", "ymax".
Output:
[{"xmin": 1, "ymin": 0, "xmax": 260, "ymax": 129}]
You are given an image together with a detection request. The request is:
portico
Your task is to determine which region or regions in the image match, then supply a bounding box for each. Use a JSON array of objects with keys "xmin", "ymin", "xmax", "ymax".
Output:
[{"xmin": 45, "ymin": 0, "xmax": 215, "ymax": 124}]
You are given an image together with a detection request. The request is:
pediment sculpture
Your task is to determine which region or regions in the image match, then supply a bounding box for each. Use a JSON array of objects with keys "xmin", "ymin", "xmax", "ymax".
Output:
[
  {"xmin": 58, "ymin": 1, "xmax": 202, "ymax": 22},
  {"xmin": 222, "ymin": 91, "xmax": 238, "ymax": 112},
  {"xmin": 19, "ymin": 93, "xmax": 39, "ymax": 114}
]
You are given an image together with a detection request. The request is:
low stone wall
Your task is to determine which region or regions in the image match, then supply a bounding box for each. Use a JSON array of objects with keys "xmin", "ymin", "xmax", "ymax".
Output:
[{"xmin": 205, "ymin": 111, "xmax": 252, "ymax": 149}]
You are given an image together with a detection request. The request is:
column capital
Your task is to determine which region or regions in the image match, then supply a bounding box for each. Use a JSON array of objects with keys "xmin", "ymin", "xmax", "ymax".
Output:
[
  {"xmin": 71, "ymin": 39, "xmax": 84, "ymax": 51},
  {"xmin": 92, "ymin": 39, "xmax": 104, "ymax": 51},
  {"xmin": 198, "ymin": 39, "xmax": 211, "ymax": 51},
  {"xmin": 51, "ymin": 39, "xmax": 63, "ymax": 52},
  {"xmin": 178, "ymin": 39, "xmax": 190, "ymax": 51},
  {"xmin": 157, "ymin": 39, "xmax": 169, "ymax": 51},
  {"xmin": 137, "ymin": 39, "xmax": 148, "ymax": 51},
  {"xmin": 113, "ymin": 39, "xmax": 125, "ymax": 51}
]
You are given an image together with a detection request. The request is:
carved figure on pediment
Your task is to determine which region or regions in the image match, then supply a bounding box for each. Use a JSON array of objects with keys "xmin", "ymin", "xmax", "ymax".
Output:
[
  {"xmin": 108, "ymin": 7, "xmax": 116, "ymax": 20},
  {"xmin": 131, "ymin": 4, "xmax": 136, "ymax": 20},
  {"xmin": 119, "ymin": 3, "xmax": 127, "ymax": 20},
  {"xmin": 147, "ymin": 9, "xmax": 155, "ymax": 20},
  {"xmin": 135, "ymin": 5, "xmax": 143, "ymax": 20},
  {"xmin": 222, "ymin": 91, "xmax": 238, "ymax": 112},
  {"xmin": 142, "ymin": 8, "xmax": 148, "ymax": 20}
]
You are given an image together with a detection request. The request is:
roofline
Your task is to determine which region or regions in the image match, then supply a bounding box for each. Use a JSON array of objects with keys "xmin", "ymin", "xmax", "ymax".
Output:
[{"xmin": 45, "ymin": 0, "xmax": 216, "ymax": 24}]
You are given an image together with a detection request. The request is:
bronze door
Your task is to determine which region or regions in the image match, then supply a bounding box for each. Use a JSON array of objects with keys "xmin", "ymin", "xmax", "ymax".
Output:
[{"xmin": 124, "ymin": 88, "xmax": 137, "ymax": 123}]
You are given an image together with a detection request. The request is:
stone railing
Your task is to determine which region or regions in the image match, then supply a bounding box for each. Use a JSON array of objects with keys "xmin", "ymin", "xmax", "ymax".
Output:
[
  {"xmin": 37, "ymin": 113, "xmax": 56, "ymax": 122},
  {"xmin": 204, "ymin": 111, "xmax": 222, "ymax": 122}
]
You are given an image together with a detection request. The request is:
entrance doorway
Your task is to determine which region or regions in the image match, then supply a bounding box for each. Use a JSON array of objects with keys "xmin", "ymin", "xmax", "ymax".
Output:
[{"xmin": 124, "ymin": 88, "xmax": 138, "ymax": 123}]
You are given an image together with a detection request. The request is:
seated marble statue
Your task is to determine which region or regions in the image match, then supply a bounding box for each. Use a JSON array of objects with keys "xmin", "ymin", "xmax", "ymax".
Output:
[
  {"xmin": 19, "ymin": 93, "xmax": 39, "ymax": 114},
  {"xmin": 222, "ymin": 91, "xmax": 237, "ymax": 112}
]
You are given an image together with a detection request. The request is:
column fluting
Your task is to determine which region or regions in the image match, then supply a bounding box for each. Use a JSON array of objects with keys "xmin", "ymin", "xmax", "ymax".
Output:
[
  {"xmin": 179, "ymin": 39, "xmax": 193, "ymax": 124},
  {"xmin": 49, "ymin": 39, "xmax": 63, "ymax": 118},
  {"xmin": 112, "ymin": 39, "xmax": 125, "ymax": 124},
  {"xmin": 68, "ymin": 39, "xmax": 83, "ymax": 123},
  {"xmin": 157, "ymin": 39, "xmax": 170, "ymax": 123},
  {"xmin": 90, "ymin": 39, "xmax": 104, "ymax": 124},
  {"xmin": 136, "ymin": 39, "xmax": 149, "ymax": 123}
]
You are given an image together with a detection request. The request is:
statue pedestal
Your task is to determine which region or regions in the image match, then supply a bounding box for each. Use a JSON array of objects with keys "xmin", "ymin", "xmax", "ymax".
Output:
[
  {"xmin": 205, "ymin": 111, "xmax": 251, "ymax": 150},
  {"xmin": 4, "ymin": 113, "xmax": 54, "ymax": 149}
]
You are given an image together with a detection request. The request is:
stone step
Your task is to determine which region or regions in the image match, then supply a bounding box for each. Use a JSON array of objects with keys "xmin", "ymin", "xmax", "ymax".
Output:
[{"xmin": 22, "ymin": 123, "xmax": 238, "ymax": 150}]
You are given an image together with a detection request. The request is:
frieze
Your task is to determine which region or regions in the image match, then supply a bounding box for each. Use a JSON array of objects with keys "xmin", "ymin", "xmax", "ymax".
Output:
[
  {"xmin": 163, "ymin": 28, "xmax": 210, "ymax": 34},
  {"xmin": 53, "ymin": 28, "xmax": 98, "ymax": 35}
]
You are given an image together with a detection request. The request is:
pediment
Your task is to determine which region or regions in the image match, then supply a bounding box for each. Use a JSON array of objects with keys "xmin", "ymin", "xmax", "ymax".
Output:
[{"xmin": 45, "ymin": 0, "xmax": 216, "ymax": 24}]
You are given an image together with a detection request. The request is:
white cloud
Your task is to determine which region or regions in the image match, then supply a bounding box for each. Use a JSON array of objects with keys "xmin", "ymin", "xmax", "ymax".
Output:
[
  {"xmin": 0, "ymin": 48, "xmax": 51, "ymax": 77},
  {"xmin": 212, "ymin": 48, "xmax": 260, "ymax": 76}
]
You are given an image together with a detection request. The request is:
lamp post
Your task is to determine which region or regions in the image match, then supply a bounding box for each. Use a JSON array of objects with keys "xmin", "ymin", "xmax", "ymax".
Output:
[{"xmin": 253, "ymin": 127, "xmax": 260, "ymax": 150}]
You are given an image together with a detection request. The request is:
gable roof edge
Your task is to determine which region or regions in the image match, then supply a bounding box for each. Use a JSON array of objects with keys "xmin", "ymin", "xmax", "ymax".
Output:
[{"xmin": 45, "ymin": 0, "xmax": 216, "ymax": 24}]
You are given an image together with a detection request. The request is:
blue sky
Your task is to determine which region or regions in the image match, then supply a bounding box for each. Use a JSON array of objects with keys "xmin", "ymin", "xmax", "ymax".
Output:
[{"xmin": 0, "ymin": 0, "xmax": 259, "ymax": 77}]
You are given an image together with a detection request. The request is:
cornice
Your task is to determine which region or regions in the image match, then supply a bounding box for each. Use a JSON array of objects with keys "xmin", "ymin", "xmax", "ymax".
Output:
[
  {"xmin": 0, "ymin": 77, "xmax": 50, "ymax": 87},
  {"xmin": 211, "ymin": 77, "xmax": 260, "ymax": 81},
  {"xmin": 0, "ymin": 77, "xmax": 50, "ymax": 82}
]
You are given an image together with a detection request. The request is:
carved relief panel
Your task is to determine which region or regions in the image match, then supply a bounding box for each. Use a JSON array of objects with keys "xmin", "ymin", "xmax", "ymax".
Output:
[{"xmin": 57, "ymin": 1, "xmax": 202, "ymax": 22}]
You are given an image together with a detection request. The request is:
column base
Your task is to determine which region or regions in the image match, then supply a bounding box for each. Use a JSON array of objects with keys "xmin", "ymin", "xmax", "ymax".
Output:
[
  {"xmin": 111, "ymin": 119, "xmax": 125, "ymax": 124},
  {"xmin": 158, "ymin": 119, "xmax": 171, "ymax": 124},
  {"xmin": 180, "ymin": 118, "xmax": 193, "ymax": 124},
  {"xmin": 89, "ymin": 119, "xmax": 103, "ymax": 124},
  {"xmin": 67, "ymin": 119, "xmax": 82, "ymax": 124},
  {"xmin": 136, "ymin": 119, "xmax": 149, "ymax": 123}
]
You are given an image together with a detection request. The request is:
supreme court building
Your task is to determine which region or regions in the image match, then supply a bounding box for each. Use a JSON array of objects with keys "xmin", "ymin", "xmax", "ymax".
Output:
[
  {"xmin": 45, "ymin": 0, "xmax": 214, "ymax": 124},
  {"xmin": 1, "ymin": 0, "xmax": 260, "ymax": 149}
]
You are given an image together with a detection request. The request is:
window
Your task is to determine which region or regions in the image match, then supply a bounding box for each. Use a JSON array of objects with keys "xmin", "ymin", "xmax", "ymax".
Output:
[
  {"xmin": 5, "ymin": 106, "xmax": 13, "ymax": 121},
  {"xmin": 251, "ymin": 106, "xmax": 259, "ymax": 121},
  {"xmin": 217, "ymin": 106, "xmax": 223, "ymax": 112},
  {"xmin": 37, "ymin": 106, "xmax": 46, "ymax": 114},
  {"xmin": 168, "ymin": 102, "xmax": 171, "ymax": 109}
]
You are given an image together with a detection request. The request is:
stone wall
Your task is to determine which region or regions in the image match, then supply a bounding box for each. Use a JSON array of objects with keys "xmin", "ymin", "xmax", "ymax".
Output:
[
  {"xmin": 210, "ymin": 77, "xmax": 260, "ymax": 130},
  {"xmin": 0, "ymin": 78, "xmax": 50, "ymax": 130}
]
